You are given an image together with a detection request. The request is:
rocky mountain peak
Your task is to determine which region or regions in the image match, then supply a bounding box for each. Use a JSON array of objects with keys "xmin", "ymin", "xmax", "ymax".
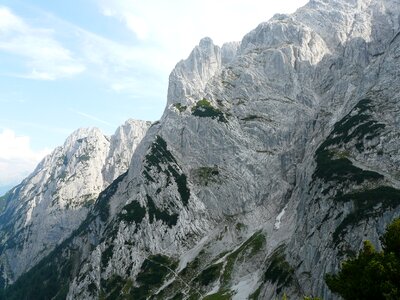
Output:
[
  {"xmin": 167, "ymin": 37, "xmax": 222, "ymax": 106},
  {"xmin": 198, "ymin": 36, "xmax": 214, "ymax": 50},
  {"xmin": 0, "ymin": 119, "xmax": 150, "ymax": 286}
]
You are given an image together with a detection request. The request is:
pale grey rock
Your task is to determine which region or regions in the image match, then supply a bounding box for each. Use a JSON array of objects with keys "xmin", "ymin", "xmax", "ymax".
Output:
[
  {"xmin": 103, "ymin": 119, "xmax": 152, "ymax": 186},
  {"xmin": 3, "ymin": 0, "xmax": 400, "ymax": 299},
  {"xmin": 0, "ymin": 120, "xmax": 150, "ymax": 285},
  {"xmin": 65, "ymin": 0, "xmax": 400, "ymax": 298},
  {"xmin": 167, "ymin": 37, "xmax": 241, "ymax": 106}
]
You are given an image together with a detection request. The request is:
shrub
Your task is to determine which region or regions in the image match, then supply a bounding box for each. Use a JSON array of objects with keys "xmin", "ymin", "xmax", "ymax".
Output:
[
  {"xmin": 191, "ymin": 99, "xmax": 227, "ymax": 122},
  {"xmin": 173, "ymin": 103, "xmax": 187, "ymax": 112},
  {"xmin": 325, "ymin": 218, "xmax": 400, "ymax": 300},
  {"xmin": 196, "ymin": 263, "xmax": 223, "ymax": 286},
  {"xmin": 263, "ymin": 245, "xmax": 294, "ymax": 294}
]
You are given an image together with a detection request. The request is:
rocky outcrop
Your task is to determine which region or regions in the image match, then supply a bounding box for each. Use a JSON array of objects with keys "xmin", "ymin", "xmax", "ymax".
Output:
[{"xmin": 0, "ymin": 119, "xmax": 150, "ymax": 286}]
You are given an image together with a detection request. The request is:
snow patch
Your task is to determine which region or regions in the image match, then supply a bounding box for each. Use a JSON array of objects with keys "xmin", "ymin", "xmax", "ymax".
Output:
[{"xmin": 274, "ymin": 204, "xmax": 288, "ymax": 230}]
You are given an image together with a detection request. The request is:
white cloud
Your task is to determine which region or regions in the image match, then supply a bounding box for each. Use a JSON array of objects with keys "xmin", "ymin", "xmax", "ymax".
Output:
[
  {"xmin": 0, "ymin": 129, "xmax": 50, "ymax": 185},
  {"xmin": 97, "ymin": 0, "xmax": 309, "ymax": 68},
  {"xmin": 0, "ymin": 5, "xmax": 167, "ymax": 96},
  {"xmin": 76, "ymin": 29, "xmax": 169, "ymax": 86},
  {"xmin": 124, "ymin": 13, "xmax": 149, "ymax": 40},
  {"xmin": 0, "ymin": 6, "xmax": 85, "ymax": 80},
  {"xmin": 82, "ymin": 0, "xmax": 307, "ymax": 97}
]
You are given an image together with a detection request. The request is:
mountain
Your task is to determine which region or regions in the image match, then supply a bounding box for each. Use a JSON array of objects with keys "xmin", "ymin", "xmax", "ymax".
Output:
[
  {"xmin": 0, "ymin": 119, "xmax": 150, "ymax": 287},
  {"xmin": 2, "ymin": 0, "xmax": 400, "ymax": 299}
]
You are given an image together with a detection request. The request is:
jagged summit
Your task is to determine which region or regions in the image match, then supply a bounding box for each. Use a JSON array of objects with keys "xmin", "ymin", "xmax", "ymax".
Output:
[
  {"xmin": 64, "ymin": 126, "xmax": 104, "ymax": 142},
  {"xmin": 198, "ymin": 36, "xmax": 214, "ymax": 48},
  {"xmin": 0, "ymin": 119, "xmax": 150, "ymax": 286}
]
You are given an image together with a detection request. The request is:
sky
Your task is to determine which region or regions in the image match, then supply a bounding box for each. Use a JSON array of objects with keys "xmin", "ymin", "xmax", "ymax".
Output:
[{"xmin": 0, "ymin": 0, "xmax": 308, "ymax": 193}]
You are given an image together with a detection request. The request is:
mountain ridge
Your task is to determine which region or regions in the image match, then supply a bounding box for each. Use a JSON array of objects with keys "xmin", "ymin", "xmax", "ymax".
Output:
[
  {"xmin": 0, "ymin": 119, "xmax": 151, "ymax": 286},
  {"xmin": 1, "ymin": 0, "xmax": 400, "ymax": 299}
]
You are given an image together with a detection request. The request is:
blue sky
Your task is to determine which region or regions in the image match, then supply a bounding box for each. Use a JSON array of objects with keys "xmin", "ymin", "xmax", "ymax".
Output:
[{"xmin": 0, "ymin": 0, "xmax": 307, "ymax": 192}]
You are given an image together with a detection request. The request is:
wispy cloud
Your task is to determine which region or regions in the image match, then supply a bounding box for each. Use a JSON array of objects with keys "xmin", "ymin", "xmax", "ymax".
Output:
[
  {"xmin": 96, "ymin": 0, "xmax": 309, "ymax": 60},
  {"xmin": 74, "ymin": 28, "xmax": 169, "ymax": 94},
  {"xmin": 0, "ymin": 5, "xmax": 169, "ymax": 96},
  {"xmin": 0, "ymin": 6, "xmax": 85, "ymax": 80},
  {"xmin": 0, "ymin": 129, "xmax": 50, "ymax": 185},
  {"xmin": 73, "ymin": 110, "xmax": 116, "ymax": 127}
]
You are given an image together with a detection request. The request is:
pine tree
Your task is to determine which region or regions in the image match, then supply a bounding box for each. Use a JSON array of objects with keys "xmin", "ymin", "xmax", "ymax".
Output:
[{"xmin": 325, "ymin": 218, "xmax": 400, "ymax": 300}]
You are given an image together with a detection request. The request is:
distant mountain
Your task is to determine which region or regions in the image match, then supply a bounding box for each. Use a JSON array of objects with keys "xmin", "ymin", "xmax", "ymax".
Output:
[
  {"xmin": 0, "ymin": 119, "xmax": 150, "ymax": 286},
  {"xmin": 2, "ymin": 0, "xmax": 400, "ymax": 299}
]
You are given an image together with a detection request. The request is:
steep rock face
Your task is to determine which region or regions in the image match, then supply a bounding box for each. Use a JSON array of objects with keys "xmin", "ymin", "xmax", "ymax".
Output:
[
  {"xmin": 103, "ymin": 119, "xmax": 152, "ymax": 185},
  {"xmin": 167, "ymin": 37, "xmax": 240, "ymax": 106},
  {"xmin": 2, "ymin": 0, "xmax": 400, "ymax": 299},
  {"xmin": 0, "ymin": 120, "xmax": 150, "ymax": 286}
]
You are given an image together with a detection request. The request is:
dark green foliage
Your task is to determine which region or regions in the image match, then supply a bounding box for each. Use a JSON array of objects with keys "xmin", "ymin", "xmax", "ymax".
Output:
[
  {"xmin": 235, "ymin": 222, "xmax": 245, "ymax": 231},
  {"xmin": 193, "ymin": 166, "xmax": 220, "ymax": 186},
  {"xmin": 143, "ymin": 170, "xmax": 155, "ymax": 182},
  {"xmin": 129, "ymin": 285, "xmax": 149, "ymax": 300},
  {"xmin": 325, "ymin": 219, "xmax": 400, "ymax": 300},
  {"xmin": 62, "ymin": 155, "xmax": 68, "ymax": 165},
  {"xmin": 241, "ymin": 115, "xmax": 272, "ymax": 122},
  {"xmin": 82, "ymin": 198, "xmax": 95, "ymax": 208},
  {"xmin": 101, "ymin": 275, "xmax": 126, "ymax": 300},
  {"xmin": 2, "ymin": 237, "xmax": 86, "ymax": 299},
  {"xmin": 333, "ymin": 187, "xmax": 400, "ymax": 244},
  {"xmin": 249, "ymin": 286, "xmax": 262, "ymax": 300},
  {"xmin": 2, "ymin": 250, "xmax": 74, "ymax": 300},
  {"xmin": 222, "ymin": 231, "xmax": 266, "ymax": 285},
  {"xmin": 77, "ymin": 154, "xmax": 91, "ymax": 163},
  {"xmin": 314, "ymin": 150, "xmax": 383, "ymax": 184},
  {"xmin": 137, "ymin": 255, "xmax": 177, "ymax": 285},
  {"xmin": 202, "ymin": 290, "xmax": 232, "ymax": 300},
  {"xmin": 313, "ymin": 98, "xmax": 385, "ymax": 185},
  {"xmin": 176, "ymin": 174, "xmax": 190, "ymax": 206},
  {"xmin": 145, "ymin": 136, "xmax": 177, "ymax": 173},
  {"xmin": 88, "ymin": 282, "xmax": 97, "ymax": 294},
  {"xmin": 241, "ymin": 115, "xmax": 262, "ymax": 121},
  {"xmin": 263, "ymin": 245, "xmax": 294, "ymax": 294},
  {"xmin": 318, "ymin": 99, "xmax": 385, "ymax": 152},
  {"xmin": 179, "ymin": 256, "xmax": 200, "ymax": 277},
  {"xmin": 1, "ymin": 174, "xmax": 131, "ymax": 298},
  {"xmin": 312, "ymin": 99, "xmax": 399, "ymax": 246},
  {"xmin": 147, "ymin": 195, "xmax": 178, "ymax": 227},
  {"xmin": 196, "ymin": 263, "xmax": 223, "ymax": 286},
  {"xmin": 118, "ymin": 201, "xmax": 146, "ymax": 225},
  {"xmin": 101, "ymin": 244, "xmax": 114, "ymax": 270},
  {"xmin": 173, "ymin": 103, "xmax": 187, "ymax": 112},
  {"xmin": 171, "ymin": 292, "xmax": 184, "ymax": 300},
  {"xmin": 191, "ymin": 99, "xmax": 227, "ymax": 122},
  {"xmin": 96, "ymin": 171, "xmax": 128, "ymax": 222},
  {"xmin": 154, "ymin": 252, "xmax": 202, "ymax": 300},
  {"xmin": 130, "ymin": 254, "xmax": 178, "ymax": 299},
  {"xmin": 144, "ymin": 136, "xmax": 191, "ymax": 206},
  {"xmin": 1, "ymin": 172, "xmax": 133, "ymax": 299},
  {"xmin": 380, "ymin": 218, "xmax": 400, "ymax": 256}
]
